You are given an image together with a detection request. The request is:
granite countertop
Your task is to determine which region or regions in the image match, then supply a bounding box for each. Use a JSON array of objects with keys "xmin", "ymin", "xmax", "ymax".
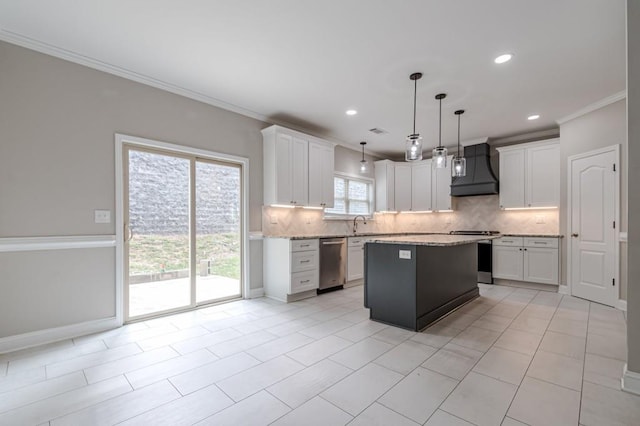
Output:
[
  {"xmin": 368, "ymin": 234, "xmax": 500, "ymax": 246},
  {"xmin": 265, "ymin": 232, "xmax": 440, "ymax": 240},
  {"xmin": 500, "ymin": 234, "xmax": 564, "ymax": 238}
]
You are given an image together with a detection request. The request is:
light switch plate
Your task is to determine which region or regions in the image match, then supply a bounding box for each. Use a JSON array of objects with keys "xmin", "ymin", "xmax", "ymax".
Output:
[
  {"xmin": 399, "ymin": 250, "xmax": 411, "ymax": 259},
  {"xmin": 94, "ymin": 210, "xmax": 111, "ymax": 224}
]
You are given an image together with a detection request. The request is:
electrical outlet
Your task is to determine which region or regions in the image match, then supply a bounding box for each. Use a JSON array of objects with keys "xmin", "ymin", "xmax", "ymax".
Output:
[
  {"xmin": 94, "ymin": 210, "xmax": 111, "ymax": 224},
  {"xmin": 535, "ymin": 215, "xmax": 545, "ymax": 224},
  {"xmin": 399, "ymin": 250, "xmax": 411, "ymax": 259},
  {"xmin": 270, "ymin": 215, "xmax": 278, "ymax": 224}
]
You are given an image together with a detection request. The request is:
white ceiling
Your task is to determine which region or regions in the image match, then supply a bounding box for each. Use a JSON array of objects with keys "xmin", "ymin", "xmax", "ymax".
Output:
[{"xmin": 0, "ymin": 0, "xmax": 626, "ymax": 157}]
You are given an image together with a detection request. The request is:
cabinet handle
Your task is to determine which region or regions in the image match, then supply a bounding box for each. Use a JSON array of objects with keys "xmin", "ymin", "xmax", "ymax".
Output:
[
  {"xmin": 524, "ymin": 248, "xmax": 528, "ymax": 251},
  {"xmin": 519, "ymin": 248, "xmax": 523, "ymax": 251},
  {"xmin": 300, "ymin": 279, "xmax": 310, "ymax": 284},
  {"xmin": 571, "ymin": 233, "xmax": 579, "ymax": 238},
  {"xmin": 300, "ymin": 244, "xmax": 310, "ymax": 247},
  {"xmin": 533, "ymin": 242, "xmax": 547, "ymax": 245},
  {"xmin": 300, "ymin": 259, "xmax": 311, "ymax": 263},
  {"xmin": 503, "ymin": 240, "xmax": 513, "ymax": 243}
]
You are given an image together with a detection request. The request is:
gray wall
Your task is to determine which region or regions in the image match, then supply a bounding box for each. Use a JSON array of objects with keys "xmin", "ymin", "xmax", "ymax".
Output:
[
  {"xmin": 558, "ymin": 100, "xmax": 627, "ymax": 298},
  {"xmin": 334, "ymin": 145, "xmax": 380, "ymax": 179},
  {"xmin": 0, "ymin": 41, "xmax": 267, "ymax": 337},
  {"xmin": 627, "ymin": 0, "xmax": 640, "ymax": 374}
]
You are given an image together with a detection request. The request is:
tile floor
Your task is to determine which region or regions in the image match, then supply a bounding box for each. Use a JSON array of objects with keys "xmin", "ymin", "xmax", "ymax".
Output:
[{"xmin": 0, "ymin": 284, "xmax": 639, "ymax": 425}]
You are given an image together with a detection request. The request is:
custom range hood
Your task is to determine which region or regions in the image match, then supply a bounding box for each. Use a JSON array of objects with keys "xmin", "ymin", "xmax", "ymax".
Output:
[{"xmin": 450, "ymin": 143, "xmax": 499, "ymax": 196}]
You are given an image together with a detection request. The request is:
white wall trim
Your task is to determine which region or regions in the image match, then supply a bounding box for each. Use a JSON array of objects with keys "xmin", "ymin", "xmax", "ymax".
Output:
[
  {"xmin": 0, "ymin": 235, "xmax": 116, "ymax": 253},
  {"xmin": 556, "ymin": 91, "xmax": 627, "ymax": 125},
  {"xmin": 249, "ymin": 288, "xmax": 265, "ymax": 299},
  {"xmin": 0, "ymin": 317, "xmax": 120, "ymax": 354},
  {"xmin": 558, "ymin": 285, "xmax": 569, "ymax": 295},
  {"xmin": 622, "ymin": 364, "xmax": 640, "ymax": 396},
  {"xmin": 618, "ymin": 299, "xmax": 627, "ymax": 311}
]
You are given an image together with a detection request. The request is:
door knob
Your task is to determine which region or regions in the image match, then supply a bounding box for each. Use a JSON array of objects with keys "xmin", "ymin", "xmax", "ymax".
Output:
[{"xmin": 571, "ymin": 233, "xmax": 579, "ymax": 237}]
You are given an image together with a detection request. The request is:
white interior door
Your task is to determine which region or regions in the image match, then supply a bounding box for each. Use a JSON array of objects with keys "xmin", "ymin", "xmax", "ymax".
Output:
[{"xmin": 569, "ymin": 147, "xmax": 618, "ymax": 306}]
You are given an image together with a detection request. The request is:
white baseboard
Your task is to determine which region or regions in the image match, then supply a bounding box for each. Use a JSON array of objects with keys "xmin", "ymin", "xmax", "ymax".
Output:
[
  {"xmin": 618, "ymin": 299, "xmax": 627, "ymax": 311},
  {"xmin": 0, "ymin": 317, "xmax": 121, "ymax": 354},
  {"xmin": 558, "ymin": 285, "xmax": 569, "ymax": 295},
  {"xmin": 622, "ymin": 364, "xmax": 640, "ymax": 396},
  {"xmin": 249, "ymin": 288, "xmax": 265, "ymax": 299}
]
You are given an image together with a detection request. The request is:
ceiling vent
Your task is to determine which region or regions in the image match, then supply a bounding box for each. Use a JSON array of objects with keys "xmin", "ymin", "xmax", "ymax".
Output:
[{"xmin": 369, "ymin": 127, "xmax": 388, "ymax": 135}]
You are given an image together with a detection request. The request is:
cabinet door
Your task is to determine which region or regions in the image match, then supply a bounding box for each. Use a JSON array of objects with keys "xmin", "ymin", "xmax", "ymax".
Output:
[
  {"xmin": 274, "ymin": 133, "xmax": 293, "ymax": 204},
  {"xmin": 527, "ymin": 144, "xmax": 560, "ymax": 208},
  {"xmin": 499, "ymin": 149, "xmax": 526, "ymax": 208},
  {"xmin": 347, "ymin": 244, "xmax": 364, "ymax": 281},
  {"xmin": 375, "ymin": 161, "xmax": 395, "ymax": 211},
  {"xmin": 433, "ymin": 155, "xmax": 453, "ymax": 211},
  {"xmin": 411, "ymin": 160, "xmax": 432, "ymax": 211},
  {"xmin": 524, "ymin": 248, "xmax": 559, "ymax": 285},
  {"xmin": 308, "ymin": 142, "xmax": 334, "ymax": 207},
  {"xmin": 394, "ymin": 163, "xmax": 412, "ymax": 211},
  {"xmin": 492, "ymin": 245, "xmax": 524, "ymax": 280},
  {"xmin": 290, "ymin": 137, "xmax": 309, "ymax": 205}
]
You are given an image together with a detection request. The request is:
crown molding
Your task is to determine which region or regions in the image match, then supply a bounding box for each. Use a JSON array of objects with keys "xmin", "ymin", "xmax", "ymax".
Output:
[
  {"xmin": 556, "ymin": 90, "xmax": 627, "ymax": 125},
  {"xmin": 491, "ymin": 128, "xmax": 560, "ymax": 146}
]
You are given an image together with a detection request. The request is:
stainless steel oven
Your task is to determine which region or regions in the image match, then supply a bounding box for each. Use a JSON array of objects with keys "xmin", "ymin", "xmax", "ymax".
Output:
[{"xmin": 450, "ymin": 231, "xmax": 499, "ymax": 284}]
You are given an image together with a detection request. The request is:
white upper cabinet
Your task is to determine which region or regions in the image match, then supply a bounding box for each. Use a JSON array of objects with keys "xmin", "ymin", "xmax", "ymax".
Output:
[
  {"xmin": 308, "ymin": 141, "xmax": 335, "ymax": 208},
  {"xmin": 411, "ymin": 160, "xmax": 432, "ymax": 211},
  {"xmin": 262, "ymin": 125, "xmax": 334, "ymax": 207},
  {"xmin": 433, "ymin": 155, "xmax": 453, "ymax": 211},
  {"xmin": 375, "ymin": 160, "xmax": 395, "ymax": 211},
  {"xmin": 394, "ymin": 163, "xmax": 412, "ymax": 212},
  {"xmin": 497, "ymin": 139, "xmax": 559, "ymax": 209}
]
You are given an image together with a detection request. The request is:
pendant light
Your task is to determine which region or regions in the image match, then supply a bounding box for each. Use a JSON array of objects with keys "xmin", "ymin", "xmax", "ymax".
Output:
[
  {"xmin": 359, "ymin": 141, "xmax": 368, "ymax": 173},
  {"xmin": 452, "ymin": 110, "xmax": 466, "ymax": 177},
  {"xmin": 405, "ymin": 72, "xmax": 423, "ymax": 161},
  {"xmin": 432, "ymin": 93, "xmax": 448, "ymax": 168}
]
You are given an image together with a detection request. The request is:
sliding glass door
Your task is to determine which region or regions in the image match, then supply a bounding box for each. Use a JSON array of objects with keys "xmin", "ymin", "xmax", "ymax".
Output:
[{"xmin": 124, "ymin": 146, "xmax": 242, "ymax": 320}]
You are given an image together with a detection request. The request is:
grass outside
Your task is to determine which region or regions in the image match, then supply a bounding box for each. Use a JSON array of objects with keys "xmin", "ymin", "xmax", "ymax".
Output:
[{"xmin": 129, "ymin": 233, "xmax": 240, "ymax": 279}]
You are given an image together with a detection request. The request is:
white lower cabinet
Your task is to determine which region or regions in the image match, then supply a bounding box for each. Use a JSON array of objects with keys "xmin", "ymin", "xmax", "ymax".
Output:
[
  {"xmin": 493, "ymin": 236, "xmax": 559, "ymax": 285},
  {"xmin": 347, "ymin": 237, "xmax": 365, "ymax": 281},
  {"xmin": 263, "ymin": 238, "xmax": 319, "ymax": 302}
]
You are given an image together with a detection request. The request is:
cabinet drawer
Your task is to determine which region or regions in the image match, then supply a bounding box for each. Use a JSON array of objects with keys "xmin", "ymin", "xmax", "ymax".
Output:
[
  {"xmin": 291, "ymin": 251, "xmax": 318, "ymax": 272},
  {"xmin": 291, "ymin": 239, "xmax": 319, "ymax": 252},
  {"xmin": 290, "ymin": 270, "xmax": 319, "ymax": 294},
  {"xmin": 493, "ymin": 237, "xmax": 524, "ymax": 247},
  {"xmin": 524, "ymin": 237, "xmax": 558, "ymax": 249},
  {"xmin": 348, "ymin": 237, "xmax": 366, "ymax": 248}
]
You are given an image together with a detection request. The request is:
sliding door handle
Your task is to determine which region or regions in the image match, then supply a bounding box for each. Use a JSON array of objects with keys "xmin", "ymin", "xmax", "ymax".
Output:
[{"xmin": 571, "ymin": 233, "xmax": 579, "ymax": 238}]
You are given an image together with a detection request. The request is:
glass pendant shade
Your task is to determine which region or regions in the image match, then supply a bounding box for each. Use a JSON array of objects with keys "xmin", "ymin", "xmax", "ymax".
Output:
[
  {"xmin": 360, "ymin": 159, "xmax": 368, "ymax": 173},
  {"xmin": 405, "ymin": 134, "xmax": 423, "ymax": 161},
  {"xmin": 452, "ymin": 156, "xmax": 466, "ymax": 177},
  {"xmin": 432, "ymin": 146, "xmax": 447, "ymax": 168}
]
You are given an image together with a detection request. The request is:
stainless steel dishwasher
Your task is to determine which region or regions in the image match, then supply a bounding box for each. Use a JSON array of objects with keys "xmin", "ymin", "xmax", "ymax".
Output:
[{"xmin": 319, "ymin": 237, "xmax": 346, "ymax": 292}]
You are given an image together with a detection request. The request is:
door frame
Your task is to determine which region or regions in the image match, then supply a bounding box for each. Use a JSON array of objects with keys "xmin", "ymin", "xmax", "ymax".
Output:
[
  {"xmin": 115, "ymin": 133, "xmax": 250, "ymax": 324},
  {"xmin": 566, "ymin": 144, "xmax": 620, "ymax": 306}
]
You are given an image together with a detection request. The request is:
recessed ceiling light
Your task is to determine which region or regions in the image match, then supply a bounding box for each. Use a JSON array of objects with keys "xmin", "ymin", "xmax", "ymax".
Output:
[
  {"xmin": 528, "ymin": 114, "xmax": 540, "ymax": 120},
  {"xmin": 346, "ymin": 109, "xmax": 358, "ymax": 116},
  {"xmin": 494, "ymin": 53, "xmax": 513, "ymax": 64}
]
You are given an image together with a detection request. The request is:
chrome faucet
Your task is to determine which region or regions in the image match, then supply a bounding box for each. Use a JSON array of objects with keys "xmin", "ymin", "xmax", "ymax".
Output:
[{"xmin": 352, "ymin": 215, "xmax": 367, "ymax": 234}]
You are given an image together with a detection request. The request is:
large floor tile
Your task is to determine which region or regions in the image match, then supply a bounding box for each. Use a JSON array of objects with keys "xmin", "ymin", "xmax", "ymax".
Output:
[
  {"xmin": 493, "ymin": 329, "xmax": 543, "ymax": 356},
  {"xmin": 507, "ymin": 377, "xmax": 580, "ymax": 426},
  {"xmin": 586, "ymin": 332, "xmax": 627, "ymax": 361},
  {"xmin": 583, "ymin": 353, "xmax": 626, "ymax": 390},
  {"xmin": 217, "ymin": 355, "xmax": 304, "ymax": 401},
  {"xmin": 286, "ymin": 335, "xmax": 353, "ymax": 366},
  {"xmin": 538, "ymin": 330, "xmax": 586, "ymax": 360},
  {"xmin": 349, "ymin": 402, "xmax": 419, "ymax": 426},
  {"xmin": 526, "ymin": 349, "xmax": 583, "ymax": 391},
  {"xmin": 50, "ymin": 380, "xmax": 180, "ymax": 426},
  {"xmin": 472, "ymin": 313, "xmax": 513, "ymax": 333},
  {"xmin": 0, "ymin": 371, "xmax": 87, "ymax": 413},
  {"xmin": 411, "ymin": 324, "xmax": 462, "ymax": 349},
  {"xmin": 270, "ymin": 396, "xmax": 352, "ymax": 426},
  {"xmin": 378, "ymin": 367, "xmax": 458, "ymax": 424},
  {"xmin": 45, "ymin": 343, "xmax": 142, "ymax": 379},
  {"xmin": 102, "ymin": 324, "xmax": 178, "ymax": 349},
  {"xmin": 136, "ymin": 325, "xmax": 211, "ymax": 351},
  {"xmin": 371, "ymin": 326, "xmax": 415, "ymax": 345},
  {"xmin": 449, "ymin": 326, "xmax": 501, "ymax": 352},
  {"xmin": 169, "ymin": 328, "xmax": 242, "ymax": 355},
  {"xmin": 84, "ymin": 346, "xmax": 179, "ymax": 384},
  {"xmin": 486, "ymin": 301, "xmax": 525, "ymax": 319},
  {"xmin": 472, "ymin": 347, "xmax": 532, "ymax": 385},
  {"xmin": 0, "ymin": 366, "xmax": 46, "ymax": 394},
  {"xmin": 374, "ymin": 340, "xmax": 437, "ymax": 375},
  {"xmin": 320, "ymin": 363, "xmax": 403, "ymax": 416},
  {"xmin": 245, "ymin": 332, "xmax": 315, "ymax": 362},
  {"xmin": 207, "ymin": 330, "xmax": 278, "ymax": 358},
  {"xmin": 169, "ymin": 351, "xmax": 261, "ymax": 395},
  {"xmin": 437, "ymin": 311, "xmax": 481, "ymax": 330},
  {"xmin": 194, "ymin": 390, "xmax": 290, "ymax": 426},
  {"xmin": 334, "ymin": 320, "xmax": 388, "ymax": 342},
  {"xmin": 547, "ymin": 317, "xmax": 588, "ymax": 338},
  {"xmin": 118, "ymin": 383, "xmax": 233, "ymax": 426},
  {"xmin": 580, "ymin": 381, "xmax": 640, "ymax": 426},
  {"xmin": 509, "ymin": 314, "xmax": 550, "ymax": 335},
  {"xmin": 6, "ymin": 340, "xmax": 107, "ymax": 374},
  {"xmin": 422, "ymin": 343, "xmax": 484, "ymax": 380},
  {"xmin": 425, "ymin": 410, "xmax": 475, "ymax": 425},
  {"xmin": 266, "ymin": 359, "xmax": 351, "ymax": 408},
  {"xmin": 265, "ymin": 317, "xmax": 320, "ymax": 337},
  {"xmin": 329, "ymin": 337, "xmax": 393, "ymax": 370},
  {"xmin": 441, "ymin": 371, "xmax": 517, "ymax": 426}
]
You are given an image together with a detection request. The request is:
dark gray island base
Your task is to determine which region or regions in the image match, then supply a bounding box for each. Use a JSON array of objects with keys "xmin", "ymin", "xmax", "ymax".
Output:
[{"xmin": 364, "ymin": 235, "xmax": 488, "ymax": 331}]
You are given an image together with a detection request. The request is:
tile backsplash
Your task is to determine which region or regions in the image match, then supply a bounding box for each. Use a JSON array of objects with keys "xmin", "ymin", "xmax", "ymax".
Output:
[{"xmin": 262, "ymin": 195, "xmax": 559, "ymax": 236}]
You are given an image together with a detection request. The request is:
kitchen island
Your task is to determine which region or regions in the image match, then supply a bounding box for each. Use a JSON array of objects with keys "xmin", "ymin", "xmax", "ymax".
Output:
[{"xmin": 364, "ymin": 234, "xmax": 496, "ymax": 331}]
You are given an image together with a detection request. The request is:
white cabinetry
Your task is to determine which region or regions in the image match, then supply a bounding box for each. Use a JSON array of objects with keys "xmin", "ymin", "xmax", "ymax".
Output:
[
  {"xmin": 493, "ymin": 236, "xmax": 559, "ymax": 285},
  {"xmin": 375, "ymin": 160, "xmax": 395, "ymax": 211},
  {"xmin": 497, "ymin": 140, "xmax": 559, "ymax": 209},
  {"xmin": 308, "ymin": 141, "xmax": 335, "ymax": 208},
  {"xmin": 263, "ymin": 238, "xmax": 319, "ymax": 302},
  {"xmin": 347, "ymin": 237, "xmax": 365, "ymax": 281},
  {"xmin": 411, "ymin": 160, "xmax": 432, "ymax": 211},
  {"xmin": 262, "ymin": 125, "xmax": 334, "ymax": 207},
  {"xmin": 394, "ymin": 163, "xmax": 412, "ymax": 212},
  {"xmin": 433, "ymin": 155, "xmax": 453, "ymax": 211}
]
